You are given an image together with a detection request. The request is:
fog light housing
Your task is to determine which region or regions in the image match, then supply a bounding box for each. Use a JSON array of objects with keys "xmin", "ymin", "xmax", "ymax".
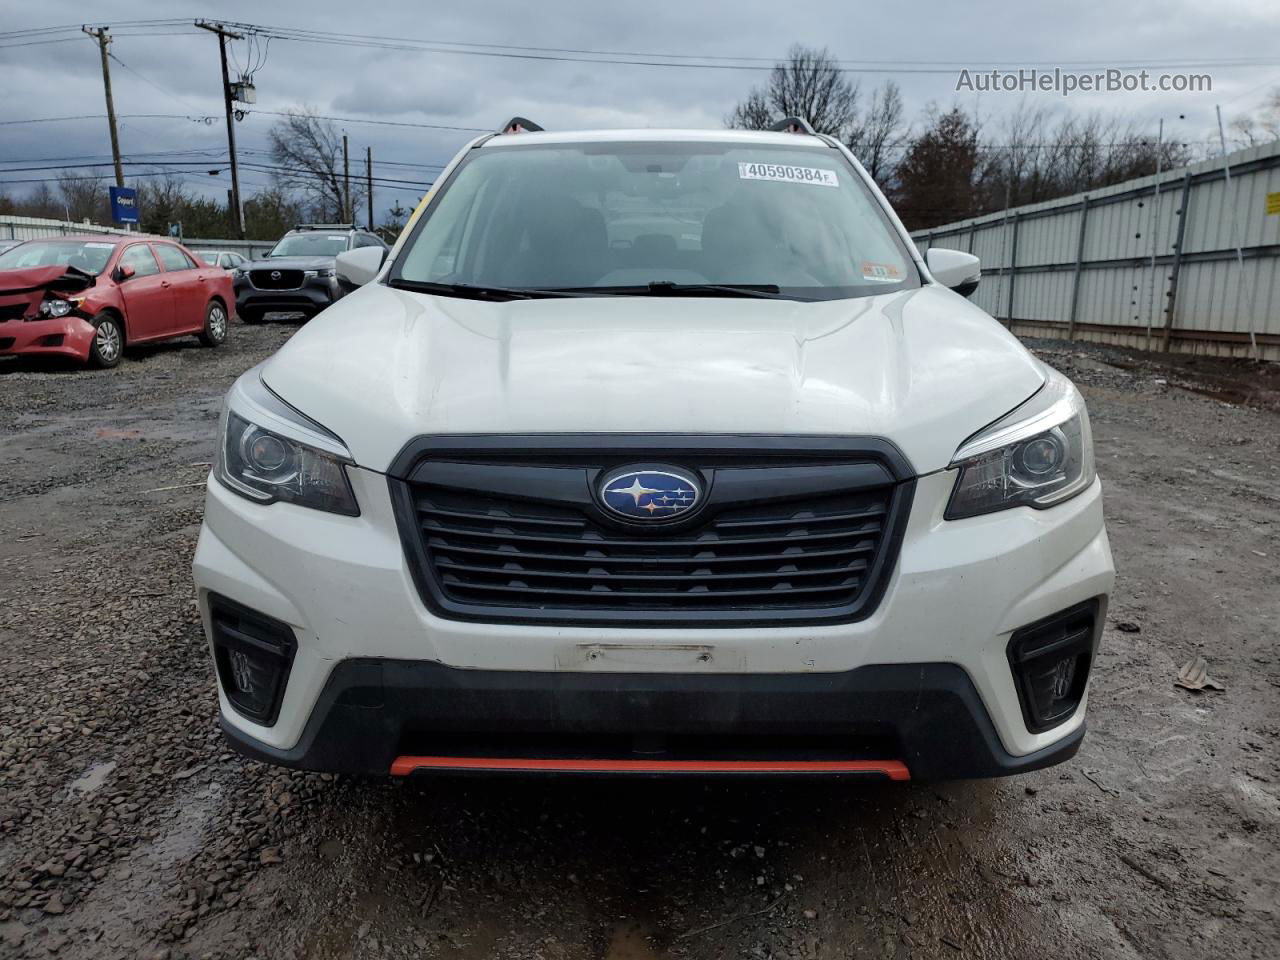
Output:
[
  {"xmin": 208, "ymin": 594, "xmax": 296, "ymax": 726},
  {"xmin": 1006, "ymin": 600, "xmax": 1098, "ymax": 733}
]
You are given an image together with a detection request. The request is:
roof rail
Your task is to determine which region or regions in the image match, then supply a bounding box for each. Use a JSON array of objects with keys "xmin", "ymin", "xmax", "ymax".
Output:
[
  {"xmin": 500, "ymin": 116, "xmax": 544, "ymax": 134},
  {"xmin": 294, "ymin": 223, "xmax": 355, "ymax": 231},
  {"xmin": 770, "ymin": 116, "xmax": 817, "ymax": 136}
]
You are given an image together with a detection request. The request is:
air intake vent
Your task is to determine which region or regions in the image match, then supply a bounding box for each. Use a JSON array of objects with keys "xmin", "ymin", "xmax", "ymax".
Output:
[
  {"xmin": 208, "ymin": 594, "xmax": 297, "ymax": 726},
  {"xmin": 1007, "ymin": 600, "xmax": 1098, "ymax": 733}
]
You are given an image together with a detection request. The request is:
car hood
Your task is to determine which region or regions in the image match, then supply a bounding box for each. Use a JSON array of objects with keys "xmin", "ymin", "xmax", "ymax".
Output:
[
  {"xmin": 261, "ymin": 283, "xmax": 1047, "ymax": 474},
  {"xmin": 0, "ymin": 264, "xmax": 96, "ymax": 294},
  {"xmin": 243, "ymin": 256, "xmax": 336, "ymax": 271}
]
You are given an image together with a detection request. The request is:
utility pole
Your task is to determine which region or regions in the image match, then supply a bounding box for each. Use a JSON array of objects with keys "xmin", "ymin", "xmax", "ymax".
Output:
[
  {"xmin": 195, "ymin": 20, "xmax": 246, "ymax": 239},
  {"xmin": 82, "ymin": 26, "xmax": 124, "ymax": 189},
  {"xmin": 342, "ymin": 134, "xmax": 351, "ymax": 224},
  {"xmin": 365, "ymin": 146, "xmax": 374, "ymax": 230}
]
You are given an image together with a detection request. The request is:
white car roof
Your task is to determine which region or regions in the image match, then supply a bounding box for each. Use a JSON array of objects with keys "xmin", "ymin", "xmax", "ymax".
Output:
[{"xmin": 481, "ymin": 128, "xmax": 833, "ymax": 149}]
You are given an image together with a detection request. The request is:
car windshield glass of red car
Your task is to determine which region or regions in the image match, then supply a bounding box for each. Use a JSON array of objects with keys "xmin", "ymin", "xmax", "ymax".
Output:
[{"xmin": 0, "ymin": 240, "xmax": 116, "ymax": 276}]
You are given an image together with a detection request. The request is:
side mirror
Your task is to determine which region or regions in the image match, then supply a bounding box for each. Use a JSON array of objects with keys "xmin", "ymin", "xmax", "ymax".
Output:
[
  {"xmin": 335, "ymin": 247, "xmax": 386, "ymax": 289},
  {"xmin": 114, "ymin": 263, "xmax": 136, "ymax": 282},
  {"xmin": 925, "ymin": 248, "xmax": 981, "ymax": 298}
]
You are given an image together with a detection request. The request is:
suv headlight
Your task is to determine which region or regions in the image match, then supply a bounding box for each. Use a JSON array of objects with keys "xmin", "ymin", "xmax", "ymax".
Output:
[
  {"xmin": 214, "ymin": 366, "xmax": 359, "ymax": 516},
  {"xmin": 945, "ymin": 368, "xmax": 1095, "ymax": 520},
  {"xmin": 304, "ymin": 268, "xmax": 334, "ymax": 278}
]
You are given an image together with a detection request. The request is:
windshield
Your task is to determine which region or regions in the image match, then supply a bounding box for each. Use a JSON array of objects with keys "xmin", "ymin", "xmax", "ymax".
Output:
[
  {"xmin": 268, "ymin": 234, "xmax": 349, "ymax": 258},
  {"xmin": 0, "ymin": 240, "xmax": 117, "ymax": 276},
  {"xmin": 393, "ymin": 140, "xmax": 918, "ymax": 301}
]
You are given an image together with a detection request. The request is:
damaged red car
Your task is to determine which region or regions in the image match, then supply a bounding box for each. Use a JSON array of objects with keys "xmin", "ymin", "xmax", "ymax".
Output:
[{"xmin": 0, "ymin": 236, "xmax": 233, "ymax": 368}]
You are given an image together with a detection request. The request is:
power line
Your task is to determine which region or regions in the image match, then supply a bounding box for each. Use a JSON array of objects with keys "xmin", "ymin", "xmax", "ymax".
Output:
[
  {"xmin": 7, "ymin": 18, "xmax": 1277, "ymax": 74},
  {"xmin": 216, "ymin": 20, "xmax": 1280, "ymax": 73},
  {"xmin": 0, "ymin": 113, "xmax": 217, "ymax": 126},
  {"xmin": 0, "ymin": 30, "xmax": 204, "ymax": 49},
  {"xmin": 0, "ymin": 111, "xmax": 482, "ymax": 133},
  {"xmin": 107, "ymin": 50, "xmax": 207, "ymax": 116},
  {"xmin": 0, "ymin": 19, "xmax": 191, "ymax": 39},
  {"xmin": 252, "ymin": 109, "xmax": 488, "ymax": 133}
]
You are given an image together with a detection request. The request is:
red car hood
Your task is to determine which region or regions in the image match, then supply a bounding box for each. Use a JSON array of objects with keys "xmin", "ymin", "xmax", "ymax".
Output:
[{"xmin": 0, "ymin": 265, "xmax": 96, "ymax": 294}]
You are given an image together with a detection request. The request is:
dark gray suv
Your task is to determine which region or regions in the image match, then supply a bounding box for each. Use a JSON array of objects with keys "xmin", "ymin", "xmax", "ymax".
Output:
[{"xmin": 233, "ymin": 224, "xmax": 388, "ymax": 322}]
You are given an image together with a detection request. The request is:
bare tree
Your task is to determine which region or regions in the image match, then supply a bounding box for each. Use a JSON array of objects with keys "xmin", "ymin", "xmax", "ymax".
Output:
[
  {"xmin": 727, "ymin": 90, "xmax": 773, "ymax": 131},
  {"xmin": 14, "ymin": 182, "xmax": 62, "ymax": 219},
  {"xmin": 1229, "ymin": 87, "xmax": 1280, "ymax": 147},
  {"xmin": 57, "ymin": 171, "xmax": 108, "ymax": 223},
  {"xmin": 133, "ymin": 173, "xmax": 192, "ymax": 234},
  {"xmin": 268, "ymin": 108, "xmax": 364, "ymax": 223},
  {"xmin": 847, "ymin": 81, "xmax": 907, "ymax": 182},
  {"xmin": 728, "ymin": 45, "xmax": 860, "ymax": 137},
  {"xmin": 972, "ymin": 105, "xmax": 1193, "ymax": 215}
]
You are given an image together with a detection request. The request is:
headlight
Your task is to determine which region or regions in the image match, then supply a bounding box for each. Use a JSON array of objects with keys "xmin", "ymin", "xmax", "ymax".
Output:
[
  {"xmin": 304, "ymin": 268, "xmax": 334, "ymax": 278},
  {"xmin": 232, "ymin": 267, "xmax": 246, "ymax": 278},
  {"xmin": 214, "ymin": 367, "xmax": 359, "ymax": 516},
  {"xmin": 945, "ymin": 368, "xmax": 1095, "ymax": 520},
  {"xmin": 38, "ymin": 297, "xmax": 85, "ymax": 318}
]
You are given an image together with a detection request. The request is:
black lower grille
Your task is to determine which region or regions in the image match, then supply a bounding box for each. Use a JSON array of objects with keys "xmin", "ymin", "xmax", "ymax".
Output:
[
  {"xmin": 391, "ymin": 438, "xmax": 913, "ymax": 626},
  {"xmin": 250, "ymin": 269, "xmax": 303, "ymax": 290}
]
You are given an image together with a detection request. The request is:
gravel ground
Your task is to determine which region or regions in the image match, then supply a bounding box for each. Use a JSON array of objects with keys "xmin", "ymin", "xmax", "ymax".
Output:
[{"xmin": 1, "ymin": 322, "xmax": 1277, "ymax": 960}]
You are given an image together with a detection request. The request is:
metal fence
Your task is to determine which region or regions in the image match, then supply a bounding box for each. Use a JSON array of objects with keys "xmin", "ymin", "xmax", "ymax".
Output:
[
  {"xmin": 911, "ymin": 139, "xmax": 1280, "ymax": 362},
  {"xmin": 0, "ymin": 215, "xmax": 276, "ymax": 259}
]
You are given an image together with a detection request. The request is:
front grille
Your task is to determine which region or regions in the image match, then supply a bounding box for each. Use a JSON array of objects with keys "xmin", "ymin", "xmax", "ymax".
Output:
[
  {"xmin": 0, "ymin": 303, "xmax": 29, "ymax": 322},
  {"xmin": 249, "ymin": 269, "xmax": 304, "ymax": 290},
  {"xmin": 391, "ymin": 441, "xmax": 912, "ymax": 626}
]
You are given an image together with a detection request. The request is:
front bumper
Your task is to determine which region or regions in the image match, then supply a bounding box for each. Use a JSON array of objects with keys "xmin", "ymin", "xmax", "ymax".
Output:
[
  {"xmin": 220, "ymin": 658, "xmax": 1084, "ymax": 780},
  {"xmin": 193, "ymin": 467, "xmax": 1114, "ymax": 778},
  {"xmin": 0, "ymin": 314, "xmax": 95, "ymax": 361},
  {"xmin": 233, "ymin": 277, "xmax": 340, "ymax": 315}
]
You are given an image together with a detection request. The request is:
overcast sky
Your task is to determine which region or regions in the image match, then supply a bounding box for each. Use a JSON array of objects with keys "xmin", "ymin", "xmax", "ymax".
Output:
[{"xmin": 4, "ymin": 0, "xmax": 1279, "ymax": 216}]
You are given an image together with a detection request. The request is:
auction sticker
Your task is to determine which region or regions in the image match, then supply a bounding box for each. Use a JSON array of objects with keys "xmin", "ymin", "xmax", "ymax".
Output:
[
  {"xmin": 861, "ymin": 262, "xmax": 902, "ymax": 282},
  {"xmin": 738, "ymin": 162, "xmax": 838, "ymax": 187}
]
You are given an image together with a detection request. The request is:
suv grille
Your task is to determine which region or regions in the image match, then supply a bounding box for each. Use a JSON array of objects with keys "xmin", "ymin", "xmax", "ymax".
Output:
[
  {"xmin": 250, "ymin": 269, "xmax": 304, "ymax": 290},
  {"xmin": 391, "ymin": 441, "xmax": 912, "ymax": 626}
]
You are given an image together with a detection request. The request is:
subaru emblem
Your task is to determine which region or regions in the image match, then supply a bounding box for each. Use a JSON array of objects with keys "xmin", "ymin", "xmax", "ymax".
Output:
[{"xmin": 599, "ymin": 467, "xmax": 702, "ymax": 522}]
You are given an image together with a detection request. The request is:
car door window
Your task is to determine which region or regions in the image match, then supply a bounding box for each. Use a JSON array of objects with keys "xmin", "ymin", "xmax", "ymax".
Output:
[
  {"xmin": 119, "ymin": 244, "xmax": 161, "ymax": 278},
  {"xmin": 155, "ymin": 244, "xmax": 197, "ymax": 271}
]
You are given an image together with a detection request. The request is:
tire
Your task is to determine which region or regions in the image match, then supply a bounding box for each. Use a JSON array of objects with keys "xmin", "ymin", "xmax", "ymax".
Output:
[
  {"xmin": 199, "ymin": 300, "xmax": 229, "ymax": 347},
  {"xmin": 239, "ymin": 307, "xmax": 266, "ymax": 324},
  {"xmin": 88, "ymin": 313, "xmax": 124, "ymax": 369}
]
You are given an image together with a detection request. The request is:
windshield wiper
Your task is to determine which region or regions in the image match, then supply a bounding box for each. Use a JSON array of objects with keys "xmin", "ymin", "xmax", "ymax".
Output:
[
  {"xmin": 650, "ymin": 281, "xmax": 784, "ymax": 298},
  {"xmin": 574, "ymin": 281, "xmax": 795, "ymax": 300},
  {"xmin": 387, "ymin": 279, "xmax": 594, "ymax": 301}
]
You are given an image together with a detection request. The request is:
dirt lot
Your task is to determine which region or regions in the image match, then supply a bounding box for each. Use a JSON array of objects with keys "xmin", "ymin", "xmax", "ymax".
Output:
[{"xmin": 1, "ymin": 323, "xmax": 1277, "ymax": 960}]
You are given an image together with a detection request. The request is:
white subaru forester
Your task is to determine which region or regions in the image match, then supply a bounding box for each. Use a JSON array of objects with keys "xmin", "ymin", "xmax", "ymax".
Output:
[{"xmin": 193, "ymin": 118, "xmax": 1114, "ymax": 781}]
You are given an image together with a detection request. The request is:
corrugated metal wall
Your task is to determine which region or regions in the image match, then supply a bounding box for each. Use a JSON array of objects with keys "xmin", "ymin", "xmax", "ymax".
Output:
[
  {"xmin": 912, "ymin": 140, "xmax": 1280, "ymax": 361},
  {"xmin": 0, "ymin": 215, "xmax": 276, "ymax": 259}
]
